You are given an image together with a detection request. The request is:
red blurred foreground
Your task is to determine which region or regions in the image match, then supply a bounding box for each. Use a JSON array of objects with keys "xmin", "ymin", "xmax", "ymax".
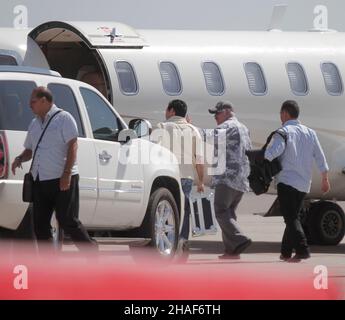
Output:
[{"xmin": 0, "ymin": 242, "xmax": 341, "ymax": 300}]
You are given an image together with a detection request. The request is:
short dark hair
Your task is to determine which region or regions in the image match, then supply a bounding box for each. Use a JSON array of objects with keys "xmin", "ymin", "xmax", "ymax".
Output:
[
  {"xmin": 281, "ymin": 100, "xmax": 299, "ymax": 119},
  {"xmin": 33, "ymin": 86, "xmax": 53, "ymax": 103},
  {"xmin": 167, "ymin": 99, "xmax": 187, "ymax": 117}
]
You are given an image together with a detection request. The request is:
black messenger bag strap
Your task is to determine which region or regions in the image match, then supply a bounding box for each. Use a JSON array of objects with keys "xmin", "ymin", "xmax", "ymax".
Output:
[
  {"xmin": 29, "ymin": 110, "xmax": 62, "ymax": 172},
  {"xmin": 262, "ymin": 129, "xmax": 287, "ymax": 152}
]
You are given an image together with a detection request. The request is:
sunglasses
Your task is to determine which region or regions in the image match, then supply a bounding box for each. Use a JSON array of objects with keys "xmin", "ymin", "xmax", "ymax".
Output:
[{"xmin": 214, "ymin": 110, "xmax": 225, "ymax": 117}]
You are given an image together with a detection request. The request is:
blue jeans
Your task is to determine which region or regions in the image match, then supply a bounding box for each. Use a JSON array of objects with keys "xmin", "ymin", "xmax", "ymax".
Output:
[{"xmin": 180, "ymin": 178, "xmax": 193, "ymax": 240}]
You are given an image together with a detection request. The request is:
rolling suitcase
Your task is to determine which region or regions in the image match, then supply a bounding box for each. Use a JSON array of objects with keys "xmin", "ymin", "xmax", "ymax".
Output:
[{"xmin": 189, "ymin": 187, "xmax": 218, "ymax": 237}]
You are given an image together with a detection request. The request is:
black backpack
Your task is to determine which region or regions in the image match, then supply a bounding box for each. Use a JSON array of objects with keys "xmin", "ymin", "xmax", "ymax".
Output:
[{"xmin": 245, "ymin": 130, "xmax": 287, "ymax": 195}]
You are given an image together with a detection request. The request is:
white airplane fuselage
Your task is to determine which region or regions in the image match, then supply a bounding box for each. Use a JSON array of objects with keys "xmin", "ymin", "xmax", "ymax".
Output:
[{"xmin": 2, "ymin": 22, "xmax": 345, "ymax": 201}]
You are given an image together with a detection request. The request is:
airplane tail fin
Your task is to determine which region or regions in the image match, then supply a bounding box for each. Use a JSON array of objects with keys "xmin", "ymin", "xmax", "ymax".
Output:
[{"xmin": 268, "ymin": 4, "xmax": 287, "ymax": 31}]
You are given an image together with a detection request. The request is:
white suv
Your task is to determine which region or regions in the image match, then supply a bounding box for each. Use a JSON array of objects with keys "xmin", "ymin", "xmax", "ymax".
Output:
[{"xmin": 0, "ymin": 66, "xmax": 183, "ymax": 258}]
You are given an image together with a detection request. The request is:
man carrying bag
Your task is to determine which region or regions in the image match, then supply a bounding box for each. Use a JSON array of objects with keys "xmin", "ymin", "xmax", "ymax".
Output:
[
  {"xmin": 11, "ymin": 87, "xmax": 96, "ymax": 251},
  {"xmin": 264, "ymin": 100, "xmax": 330, "ymax": 262},
  {"xmin": 21, "ymin": 109, "xmax": 62, "ymax": 202}
]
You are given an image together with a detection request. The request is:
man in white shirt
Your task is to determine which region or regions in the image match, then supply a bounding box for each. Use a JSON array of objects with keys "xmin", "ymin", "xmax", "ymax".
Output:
[
  {"xmin": 12, "ymin": 87, "xmax": 96, "ymax": 250},
  {"xmin": 265, "ymin": 100, "xmax": 330, "ymax": 262},
  {"xmin": 157, "ymin": 100, "xmax": 204, "ymax": 251}
]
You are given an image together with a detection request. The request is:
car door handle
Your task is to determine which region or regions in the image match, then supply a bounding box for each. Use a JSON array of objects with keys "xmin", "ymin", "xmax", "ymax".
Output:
[{"xmin": 99, "ymin": 151, "xmax": 112, "ymax": 163}]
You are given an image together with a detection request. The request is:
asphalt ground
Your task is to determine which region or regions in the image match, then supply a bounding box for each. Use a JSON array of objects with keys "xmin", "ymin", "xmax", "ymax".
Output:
[{"xmin": 0, "ymin": 193, "xmax": 344, "ymax": 300}]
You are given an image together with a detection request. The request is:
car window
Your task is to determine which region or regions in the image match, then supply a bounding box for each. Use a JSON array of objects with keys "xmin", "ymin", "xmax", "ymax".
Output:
[
  {"xmin": 0, "ymin": 55, "xmax": 17, "ymax": 65},
  {"xmin": 0, "ymin": 80, "xmax": 36, "ymax": 131},
  {"xmin": 48, "ymin": 83, "xmax": 85, "ymax": 137},
  {"xmin": 80, "ymin": 87, "xmax": 122, "ymax": 141}
]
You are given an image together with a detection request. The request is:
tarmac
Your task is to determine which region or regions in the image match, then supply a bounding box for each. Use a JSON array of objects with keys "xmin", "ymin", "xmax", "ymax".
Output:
[{"xmin": 0, "ymin": 193, "xmax": 344, "ymax": 299}]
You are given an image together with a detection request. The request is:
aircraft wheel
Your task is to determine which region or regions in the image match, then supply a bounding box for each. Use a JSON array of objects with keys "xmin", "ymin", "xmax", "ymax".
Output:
[{"xmin": 307, "ymin": 201, "xmax": 345, "ymax": 245}]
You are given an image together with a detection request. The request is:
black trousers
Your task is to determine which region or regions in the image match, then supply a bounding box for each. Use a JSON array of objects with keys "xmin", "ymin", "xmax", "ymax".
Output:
[
  {"xmin": 277, "ymin": 183, "xmax": 309, "ymax": 256},
  {"xmin": 33, "ymin": 174, "xmax": 92, "ymax": 243}
]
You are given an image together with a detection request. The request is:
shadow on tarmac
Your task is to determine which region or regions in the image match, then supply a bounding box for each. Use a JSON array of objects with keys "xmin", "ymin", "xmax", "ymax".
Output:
[{"xmin": 189, "ymin": 240, "xmax": 345, "ymax": 255}]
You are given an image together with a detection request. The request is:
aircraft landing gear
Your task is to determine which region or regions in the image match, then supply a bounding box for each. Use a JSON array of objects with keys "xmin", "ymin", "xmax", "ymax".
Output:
[{"xmin": 303, "ymin": 201, "xmax": 345, "ymax": 245}]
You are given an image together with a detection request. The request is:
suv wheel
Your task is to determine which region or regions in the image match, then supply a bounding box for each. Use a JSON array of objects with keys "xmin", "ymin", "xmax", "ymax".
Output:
[{"xmin": 130, "ymin": 188, "xmax": 179, "ymax": 260}]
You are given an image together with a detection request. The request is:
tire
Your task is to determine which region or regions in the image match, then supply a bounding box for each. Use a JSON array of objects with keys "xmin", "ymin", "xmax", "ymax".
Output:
[
  {"xmin": 130, "ymin": 188, "xmax": 180, "ymax": 261},
  {"xmin": 307, "ymin": 202, "xmax": 345, "ymax": 245}
]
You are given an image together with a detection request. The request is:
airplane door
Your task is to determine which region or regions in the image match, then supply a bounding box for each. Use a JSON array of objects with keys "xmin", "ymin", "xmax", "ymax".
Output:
[{"xmin": 29, "ymin": 21, "xmax": 149, "ymax": 107}]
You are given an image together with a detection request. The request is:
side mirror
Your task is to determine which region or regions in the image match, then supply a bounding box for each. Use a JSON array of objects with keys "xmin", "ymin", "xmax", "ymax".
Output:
[
  {"xmin": 128, "ymin": 118, "xmax": 152, "ymax": 138},
  {"xmin": 117, "ymin": 129, "xmax": 137, "ymax": 144}
]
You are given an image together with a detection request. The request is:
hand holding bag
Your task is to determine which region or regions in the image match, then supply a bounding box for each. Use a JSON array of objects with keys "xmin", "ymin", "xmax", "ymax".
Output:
[
  {"xmin": 245, "ymin": 130, "xmax": 287, "ymax": 195},
  {"xmin": 22, "ymin": 110, "xmax": 62, "ymax": 202}
]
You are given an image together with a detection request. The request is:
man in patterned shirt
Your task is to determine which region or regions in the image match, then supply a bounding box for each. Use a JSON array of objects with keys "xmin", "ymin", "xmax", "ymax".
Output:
[{"xmin": 208, "ymin": 101, "xmax": 252, "ymax": 259}]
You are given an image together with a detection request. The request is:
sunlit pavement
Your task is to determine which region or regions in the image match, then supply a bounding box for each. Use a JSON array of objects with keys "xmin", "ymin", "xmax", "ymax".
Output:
[{"xmin": 0, "ymin": 193, "xmax": 344, "ymax": 299}]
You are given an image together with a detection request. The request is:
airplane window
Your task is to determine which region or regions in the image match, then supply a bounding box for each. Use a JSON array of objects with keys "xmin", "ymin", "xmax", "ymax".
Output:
[
  {"xmin": 286, "ymin": 63, "xmax": 308, "ymax": 96},
  {"xmin": 202, "ymin": 62, "xmax": 225, "ymax": 96},
  {"xmin": 80, "ymin": 88, "xmax": 122, "ymax": 141},
  {"xmin": 244, "ymin": 62, "xmax": 267, "ymax": 96},
  {"xmin": 0, "ymin": 55, "xmax": 17, "ymax": 66},
  {"xmin": 114, "ymin": 61, "xmax": 138, "ymax": 95},
  {"xmin": 321, "ymin": 63, "xmax": 343, "ymax": 96},
  {"xmin": 48, "ymin": 83, "xmax": 85, "ymax": 137},
  {"xmin": 159, "ymin": 62, "xmax": 182, "ymax": 96}
]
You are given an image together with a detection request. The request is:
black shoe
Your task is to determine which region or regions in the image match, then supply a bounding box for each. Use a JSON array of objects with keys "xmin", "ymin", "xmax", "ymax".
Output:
[
  {"xmin": 218, "ymin": 253, "xmax": 241, "ymax": 260},
  {"xmin": 288, "ymin": 252, "xmax": 310, "ymax": 263},
  {"xmin": 279, "ymin": 254, "xmax": 291, "ymax": 261},
  {"xmin": 89, "ymin": 238, "xmax": 99, "ymax": 251},
  {"xmin": 233, "ymin": 239, "xmax": 252, "ymax": 255}
]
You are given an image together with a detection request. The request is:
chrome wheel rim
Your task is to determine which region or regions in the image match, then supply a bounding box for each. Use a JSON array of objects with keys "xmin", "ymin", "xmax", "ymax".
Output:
[
  {"xmin": 155, "ymin": 200, "xmax": 176, "ymax": 256},
  {"xmin": 321, "ymin": 210, "xmax": 343, "ymax": 239}
]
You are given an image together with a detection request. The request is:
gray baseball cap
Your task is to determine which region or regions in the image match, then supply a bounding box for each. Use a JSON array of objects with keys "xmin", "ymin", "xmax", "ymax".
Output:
[{"xmin": 208, "ymin": 101, "xmax": 234, "ymax": 114}]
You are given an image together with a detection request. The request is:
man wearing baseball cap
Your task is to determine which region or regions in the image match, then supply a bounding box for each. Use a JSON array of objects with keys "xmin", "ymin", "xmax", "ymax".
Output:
[{"xmin": 208, "ymin": 101, "xmax": 252, "ymax": 259}]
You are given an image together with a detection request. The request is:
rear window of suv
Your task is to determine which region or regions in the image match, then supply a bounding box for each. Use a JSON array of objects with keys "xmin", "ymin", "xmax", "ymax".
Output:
[{"xmin": 0, "ymin": 80, "xmax": 36, "ymax": 131}]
